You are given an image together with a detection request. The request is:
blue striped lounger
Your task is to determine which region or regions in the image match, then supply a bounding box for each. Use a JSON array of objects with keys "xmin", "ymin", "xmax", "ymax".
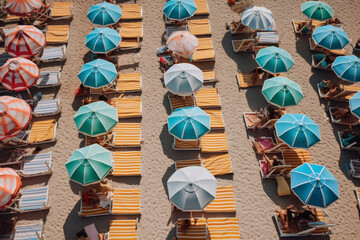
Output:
[
  {"xmin": 21, "ymin": 152, "xmax": 52, "ymax": 176},
  {"xmin": 13, "ymin": 222, "xmax": 43, "ymax": 240},
  {"xmin": 19, "ymin": 186, "xmax": 49, "ymax": 212},
  {"xmin": 37, "ymin": 71, "xmax": 60, "ymax": 86},
  {"xmin": 34, "ymin": 99, "xmax": 59, "ymax": 115}
]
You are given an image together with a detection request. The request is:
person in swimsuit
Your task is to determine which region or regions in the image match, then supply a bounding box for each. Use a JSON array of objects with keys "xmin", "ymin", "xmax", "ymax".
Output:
[
  {"xmin": 262, "ymin": 154, "xmax": 282, "ymax": 173},
  {"xmin": 331, "ymin": 106, "xmax": 351, "ymax": 119},
  {"xmin": 82, "ymin": 187, "xmax": 99, "ymax": 207}
]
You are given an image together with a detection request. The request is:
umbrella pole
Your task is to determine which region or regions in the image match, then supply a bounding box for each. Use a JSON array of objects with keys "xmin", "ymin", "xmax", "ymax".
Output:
[{"xmin": 27, "ymin": 88, "xmax": 32, "ymax": 99}]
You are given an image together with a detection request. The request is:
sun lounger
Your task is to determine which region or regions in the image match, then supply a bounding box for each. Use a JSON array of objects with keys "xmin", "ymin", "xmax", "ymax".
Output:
[
  {"xmin": 173, "ymin": 138, "xmax": 201, "ymax": 150},
  {"xmin": 204, "ymin": 186, "xmax": 236, "ymax": 213},
  {"xmin": 119, "ymin": 37, "xmax": 141, "ymax": 50},
  {"xmin": 194, "ymin": 0, "xmax": 209, "ymax": 15},
  {"xmin": 201, "ymin": 133, "xmax": 228, "ymax": 153},
  {"xmin": 107, "ymin": 219, "xmax": 138, "ymax": 240},
  {"xmin": 189, "ymin": 19, "xmax": 211, "ymax": 36},
  {"xmin": 36, "ymin": 45, "xmax": 67, "ymax": 63},
  {"xmin": 50, "ymin": 2, "xmax": 73, "ymax": 20},
  {"xmin": 236, "ymin": 73, "xmax": 263, "ymax": 88},
  {"xmin": 7, "ymin": 221, "xmax": 45, "ymax": 240},
  {"xmin": 45, "ymin": 25, "xmax": 70, "ymax": 44},
  {"xmin": 355, "ymin": 187, "xmax": 360, "ymax": 207},
  {"xmin": 259, "ymin": 159, "xmax": 291, "ymax": 178},
  {"xmin": 202, "ymin": 70, "xmax": 217, "ymax": 83},
  {"xmin": 112, "ymin": 189, "xmax": 141, "ymax": 215},
  {"xmin": 253, "ymin": 137, "xmax": 290, "ymax": 154},
  {"xmin": 119, "ymin": 4, "xmax": 142, "ymax": 20},
  {"xmin": 91, "ymin": 73, "xmax": 142, "ymax": 94},
  {"xmin": 112, "ymin": 151, "xmax": 141, "ymax": 176},
  {"xmin": 79, "ymin": 194, "xmax": 112, "ymax": 217},
  {"xmin": 113, "ymin": 123, "xmax": 141, "ymax": 147},
  {"xmin": 176, "ymin": 218, "xmax": 207, "ymax": 240},
  {"xmin": 243, "ymin": 112, "xmax": 279, "ymax": 130},
  {"xmin": 207, "ymin": 218, "xmax": 241, "ymax": 240},
  {"xmin": 33, "ymin": 99, "xmax": 61, "ymax": 117},
  {"xmin": 168, "ymin": 95, "xmax": 195, "ymax": 112},
  {"xmin": 190, "ymin": 49, "xmax": 215, "ymax": 62},
  {"xmin": 328, "ymin": 106, "xmax": 359, "ymax": 126},
  {"xmin": 36, "ymin": 69, "xmax": 62, "ymax": 88},
  {"xmin": 0, "ymin": 13, "xmax": 21, "ymax": 23},
  {"xmin": 119, "ymin": 22, "xmax": 143, "ymax": 38},
  {"xmin": 255, "ymin": 32, "xmax": 280, "ymax": 45},
  {"xmin": 195, "ymin": 88, "xmax": 221, "ymax": 108},
  {"xmin": 110, "ymin": 97, "xmax": 142, "ymax": 118},
  {"xmin": 349, "ymin": 159, "xmax": 360, "ymax": 178},
  {"xmin": 232, "ymin": 39, "xmax": 256, "ymax": 52},
  {"xmin": 311, "ymin": 54, "xmax": 333, "ymax": 71},
  {"xmin": 203, "ymin": 109, "xmax": 224, "ymax": 129},
  {"xmin": 165, "ymin": 25, "xmax": 189, "ymax": 37},
  {"xmin": 337, "ymin": 131, "xmax": 360, "ymax": 151},
  {"xmin": 292, "ymin": 20, "xmax": 324, "ymax": 35},
  {"xmin": 282, "ymin": 149, "xmax": 312, "ymax": 172},
  {"xmin": 316, "ymin": 83, "xmax": 359, "ymax": 101},
  {"xmin": 309, "ymin": 38, "xmax": 345, "ymax": 55}
]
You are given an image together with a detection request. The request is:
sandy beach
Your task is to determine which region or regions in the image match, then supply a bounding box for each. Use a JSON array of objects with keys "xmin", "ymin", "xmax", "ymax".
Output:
[{"xmin": 1, "ymin": 0, "xmax": 360, "ymax": 239}]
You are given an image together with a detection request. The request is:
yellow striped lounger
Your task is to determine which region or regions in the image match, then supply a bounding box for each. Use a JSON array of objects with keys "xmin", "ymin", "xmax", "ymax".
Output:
[
  {"xmin": 201, "ymin": 133, "xmax": 228, "ymax": 153},
  {"xmin": 168, "ymin": 95, "xmax": 195, "ymax": 112},
  {"xmin": 50, "ymin": 2, "xmax": 73, "ymax": 19},
  {"xmin": 112, "ymin": 151, "xmax": 141, "ymax": 176},
  {"xmin": 112, "ymin": 189, "xmax": 141, "ymax": 215},
  {"xmin": 111, "ymin": 97, "xmax": 142, "ymax": 118},
  {"xmin": 207, "ymin": 218, "xmax": 241, "ymax": 239},
  {"xmin": 176, "ymin": 218, "xmax": 207, "ymax": 240},
  {"xmin": 119, "ymin": 4, "xmax": 142, "ymax": 20},
  {"xmin": 114, "ymin": 123, "xmax": 141, "ymax": 147},
  {"xmin": 120, "ymin": 22, "xmax": 143, "ymax": 38},
  {"xmin": 189, "ymin": 19, "xmax": 211, "ymax": 36},
  {"xmin": 205, "ymin": 186, "xmax": 236, "ymax": 213},
  {"xmin": 79, "ymin": 196, "xmax": 111, "ymax": 217},
  {"xmin": 195, "ymin": 88, "xmax": 221, "ymax": 108},
  {"xmin": 28, "ymin": 119, "xmax": 57, "ymax": 144},
  {"xmin": 46, "ymin": 25, "xmax": 70, "ymax": 44},
  {"xmin": 203, "ymin": 109, "xmax": 224, "ymax": 129},
  {"xmin": 282, "ymin": 149, "xmax": 312, "ymax": 174},
  {"xmin": 108, "ymin": 219, "xmax": 138, "ymax": 240},
  {"xmin": 194, "ymin": 0, "xmax": 209, "ymax": 15},
  {"xmin": 237, "ymin": 73, "xmax": 263, "ymax": 88},
  {"xmin": 173, "ymin": 138, "xmax": 201, "ymax": 150}
]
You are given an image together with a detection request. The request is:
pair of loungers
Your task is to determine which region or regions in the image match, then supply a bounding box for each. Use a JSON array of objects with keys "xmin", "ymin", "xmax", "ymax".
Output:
[
  {"xmin": 165, "ymin": 19, "xmax": 212, "ymax": 37},
  {"xmin": 236, "ymin": 72, "xmax": 284, "ymax": 89},
  {"xmin": 228, "ymin": 20, "xmax": 276, "ymax": 35},
  {"xmin": 292, "ymin": 19, "xmax": 342, "ymax": 35},
  {"xmin": 232, "ymin": 32, "xmax": 280, "ymax": 53},
  {"xmin": 317, "ymin": 83, "xmax": 360, "ymax": 101},
  {"xmin": 91, "ymin": 73, "xmax": 142, "ymax": 94}
]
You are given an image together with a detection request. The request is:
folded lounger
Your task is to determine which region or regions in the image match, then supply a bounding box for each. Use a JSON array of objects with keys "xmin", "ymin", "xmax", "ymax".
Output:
[
  {"xmin": 203, "ymin": 109, "xmax": 224, "ymax": 129},
  {"xmin": 309, "ymin": 38, "xmax": 345, "ymax": 55},
  {"xmin": 201, "ymin": 133, "xmax": 228, "ymax": 153},
  {"xmin": 119, "ymin": 4, "xmax": 142, "ymax": 20},
  {"xmin": 168, "ymin": 94, "xmax": 195, "ymax": 112},
  {"xmin": 189, "ymin": 19, "xmax": 211, "ymax": 36},
  {"xmin": 50, "ymin": 1, "xmax": 73, "ymax": 20},
  {"xmin": 36, "ymin": 69, "xmax": 62, "ymax": 88},
  {"xmin": 193, "ymin": 0, "xmax": 209, "ymax": 15},
  {"xmin": 119, "ymin": 22, "xmax": 143, "ymax": 38},
  {"xmin": 91, "ymin": 73, "xmax": 142, "ymax": 94},
  {"xmin": 107, "ymin": 219, "xmax": 138, "ymax": 240},
  {"xmin": 195, "ymin": 88, "xmax": 221, "ymax": 108},
  {"xmin": 110, "ymin": 97, "xmax": 142, "ymax": 118},
  {"xmin": 173, "ymin": 138, "xmax": 201, "ymax": 150},
  {"xmin": 206, "ymin": 218, "xmax": 241, "ymax": 240},
  {"xmin": 112, "ymin": 189, "xmax": 141, "ymax": 215},
  {"xmin": 176, "ymin": 218, "xmax": 207, "ymax": 240},
  {"xmin": 45, "ymin": 25, "xmax": 70, "ymax": 44},
  {"xmin": 204, "ymin": 186, "xmax": 236, "ymax": 213},
  {"xmin": 349, "ymin": 159, "xmax": 360, "ymax": 178},
  {"xmin": 33, "ymin": 99, "xmax": 61, "ymax": 117},
  {"xmin": 112, "ymin": 151, "xmax": 141, "ymax": 176},
  {"xmin": 36, "ymin": 45, "xmax": 67, "ymax": 63}
]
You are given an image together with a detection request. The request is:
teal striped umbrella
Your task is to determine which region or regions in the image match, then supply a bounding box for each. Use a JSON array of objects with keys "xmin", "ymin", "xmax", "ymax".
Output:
[
  {"xmin": 78, "ymin": 59, "xmax": 117, "ymax": 88},
  {"xmin": 312, "ymin": 25, "xmax": 349, "ymax": 50},
  {"xmin": 66, "ymin": 144, "xmax": 113, "ymax": 185},
  {"xmin": 163, "ymin": 0, "xmax": 197, "ymax": 20},
  {"xmin": 255, "ymin": 46, "xmax": 294, "ymax": 74},
  {"xmin": 301, "ymin": 1, "xmax": 333, "ymax": 21},
  {"xmin": 87, "ymin": 2, "xmax": 122, "ymax": 26},
  {"xmin": 331, "ymin": 55, "xmax": 360, "ymax": 83},
  {"xmin": 85, "ymin": 27, "xmax": 121, "ymax": 53},
  {"xmin": 262, "ymin": 77, "xmax": 303, "ymax": 107},
  {"xmin": 74, "ymin": 101, "xmax": 118, "ymax": 137}
]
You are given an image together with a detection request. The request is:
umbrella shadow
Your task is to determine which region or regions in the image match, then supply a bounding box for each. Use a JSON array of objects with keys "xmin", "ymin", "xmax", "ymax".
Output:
[
  {"xmin": 308, "ymin": 69, "xmax": 338, "ymax": 95},
  {"xmin": 166, "ymin": 227, "xmax": 176, "ymax": 240},
  {"xmin": 295, "ymin": 37, "xmax": 313, "ymax": 65},
  {"xmin": 245, "ymin": 87, "xmax": 268, "ymax": 110}
]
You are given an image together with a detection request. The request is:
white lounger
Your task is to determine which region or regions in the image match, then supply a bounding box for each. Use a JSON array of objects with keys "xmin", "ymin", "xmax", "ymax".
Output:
[
  {"xmin": 36, "ymin": 69, "xmax": 62, "ymax": 88},
  {"xmin": 36, "ymin": 45, "xmax": 66, "ymax": 63}
]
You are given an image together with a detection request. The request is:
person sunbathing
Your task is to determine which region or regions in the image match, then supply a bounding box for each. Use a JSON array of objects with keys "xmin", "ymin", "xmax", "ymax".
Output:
[
  {"xmin": 262, "ymin": 154, "xmax": 282, "ymax": 174},
  {"xmin": 276, "ymin": 205, "xmax": 297, "ymax": 231},
  {"xmin": 340, "ymin": 130, "xmax": 359, "ymax": 147},
  {"xmin": 82, "ymin": 187, "xmax": 99, "ymax": 207},
  {"xmin": 251, "ymin": 67, "xmax": 266, "ymax": 83},
  {"xmin": 181, "ymin": 219, "xmax": 191, "ymax": 231},
  {"xmin": 297, "ymin": 19, "xmax": 314, "ymax": 33},
  {"xmin": 76, "ymin": 229, "xmax": 105, "ymax": 240},
  {"xmin": 254, "ymin": 137, "xmax": 277, "ymax": 155},
  {"xmin": 318, "ymin": 80, "xmax": 336, "ymax": 94},
  {"xmin": 99, "ymin": 179, "xmax": 113, "ymax": 195},
  {"xmin": 325, "ymin": 17, "xmax": 342, "ymax": 25},
  {"xmin": 323, "ymin": 84, "xmax": 342, "ymax": 100},
  {"xmin": 75, "ymin": 84, "xmax": 90, "ymax": 98},
  {"xmin": 331, "ymin": 105, "xmax": 351, "ymax": 119}
]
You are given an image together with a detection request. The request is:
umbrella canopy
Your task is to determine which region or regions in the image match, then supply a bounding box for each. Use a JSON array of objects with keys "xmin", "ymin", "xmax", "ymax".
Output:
[
  {"xmin": 0, "ymin": 168, "xmax": 22, "ymax": 208},
  {"xmin": 255, "ymin": 46, "xmax": 294, "ymax": 74},
  {"xmin": 5, "ymin": 25, "xmax": 46, "ymax": 58},
  {"xmin": 262, "ymin": 77, "xmax": 303, "ymax": 107},
  {"xmin": 168, "ymin": 106, "xmax": 210, "ymax": 141},
  {"xmin": 167, "ymin": 166, "xmax": 217, "ymax": 211},
  {"xmin": 301, "ymin": 1, "xmax": 333, "ymax": 21},
  {"xmin": 85, "ymin": 27, "xmax": 121, "ymax": 54},
  {"xmin": 291, "ymin": 163, "xmax": 339, "ymax": 208},
  {"xmin": 164, "ymin": 63, "xmax": 203, "ymax": 96},
  {"xmin": 74, "ymin": 101, "xmax": 118, "ymax": 137},
  {"xmin": 78, "ymin": 59, "xmax": 118, "ymax": 88},
  {"xmin": 66, "ymin": 144, "xmax": 113, "ymax": 185},
  {"xmin": 163, "ymin": 0, "xmax": 197, "ymax": 20},
  {"xmin": 87, "ymin": 2, "xmax": 122, "ymax": 26},
  {"xmin": 166, "ymin": 31, "xmax": 199, "ymax": 58},
  {"xmin": 0, "ymin": 96, "xmax": 31, "ymax": 140},
  {"xmin": 5, "ymin": 0, "xmax": 41, "ymax": 16},
  {"xmin": 0, "ymin": 57, "xmax": 39, "ymax": 91},
  {"xmin": 275, "ymin": 113, "xmax": 321, "ymax": 149},
  {"xmin": 331, "ymin": 55, "xmax": 360, "ymax": 83},
  {"xmin": 312, "ymin": 25, "xmax": 349, "ymax": 50},
  {"xmin": 241, "ymin": 6, "xmax": 275, "ymax": 30},
  {"xmin": 349, "ymin": 91, "xmax": 360, "ymax": 119}
]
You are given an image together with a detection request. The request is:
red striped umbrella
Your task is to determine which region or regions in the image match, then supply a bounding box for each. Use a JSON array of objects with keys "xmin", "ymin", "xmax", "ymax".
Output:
[
  {"xmin": 0, "ymin": 96, "xmax": 32, "ymax": 140},
  {"xmin": 0, "ymin": 57, "xmax": 39, "ymax": 91},
  {"xmin": 5, "ymin": 25, "xmax": 46, "ymax": 58},
  {"xmin": 0, "ymin": 168, "xmax": 22, "ymax": 208},
  {"xmin": 5, "ymin": 0, "xmax": 42, "ymax": 17}
]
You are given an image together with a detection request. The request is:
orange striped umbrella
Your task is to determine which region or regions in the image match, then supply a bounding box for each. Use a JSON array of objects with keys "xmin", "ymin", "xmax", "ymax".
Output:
[
  {"xmin": 0, "ymin": 57, "xmax": 39, "ymax": 91},
  {"xmin": 166, "ymin": 31, "xmax": 199, "ymax": 58},
  {"xmin": 5, "ymin": 25, "xmax": 46, "ymax": 58},
  {"xmin": 0, "ymin": 168, "xmax": 22, "ymax": 208},
  {"xmin": 0, "ymin": 96, "xmax": 31, "ymax": 140},
  {"xmin": 5, "ymin": 0, "xmax": 42, "ymax": 16}
]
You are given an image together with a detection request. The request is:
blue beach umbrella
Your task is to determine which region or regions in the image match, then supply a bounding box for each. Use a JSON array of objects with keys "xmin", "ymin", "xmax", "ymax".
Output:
[
  {"xmin": 331, "ymin": 55, "xmax": 360, "ymax": 83},
  {"xmin": 87, "ymin": 2, "xmax": 122, "ymax": 26},
  {"xmin": 168, "ymin": 106, "xmax": 210, "ymax": 141},
  {"xmin": 255, "ymin": 46, "xmax": 294, "ymax": 74},
  {"xmin": 275, "ymin": 113, "xmax": 321, "ymax": 148},
  {"xmin": 78, "ymin": 59, "xmax": 118, "ymax": 88},
  {"xmin": 349, "ymin": 91, "xmax": 360, "ymax": 119},
  {"xmin": 312, "ymin": 25, "xmax": 349, "ymax": 50},
  {"xmin": 85, "ymin": 28, "xmax": 121, "ymax": 53},
  {"xmin": 163, "ymin": 0, "xmax": 197, "ymax": 20},
  {"xmin": 291, "ymin": 163, "xmax": 339, "ymax": 208},
  {"xmin": 301, "ymin": 1, "xmax": 333, "ymax": 21},
  {"xmin": 241, "ymin": 6, "xmax": 275, "ymax": 30}
]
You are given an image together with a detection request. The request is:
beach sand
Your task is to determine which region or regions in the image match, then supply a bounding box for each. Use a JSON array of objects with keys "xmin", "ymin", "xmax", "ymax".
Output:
[{"xmin": 1, "ymin": 0, "xmax": 360, "ymax": 239}]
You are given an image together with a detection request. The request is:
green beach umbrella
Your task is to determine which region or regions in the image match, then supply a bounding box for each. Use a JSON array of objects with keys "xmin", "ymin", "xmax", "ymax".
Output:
[
  {"xmin": 255, "ymin": 46, "xmax": 294, "ymax": 74},
  {"xmin": 74, "ymin": 101, "xmax": 118, "ymax": 137},
  {"xmin": 66, "ymin": 144, "xmax": 113, "ymax": 185},
  {"xmin": 301, "ymin": 1, "xmax": 333, "ymax": 21},
  {"xmin": 262, "ymin": 77, "xmax": 303, "ymax": 107}
]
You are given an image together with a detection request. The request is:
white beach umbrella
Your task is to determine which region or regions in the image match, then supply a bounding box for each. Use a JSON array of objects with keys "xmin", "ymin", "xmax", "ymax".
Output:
[
  {"xmin": 167, "ymin": 166, "xmax": 217, "ymax": 211},
  {"xmin": 164, "ymin": 63, "xmax": 203, "ymax": 96},
  {"xmin": 241, "ymin": 6, "xmax": 275, "ymax": 30}
]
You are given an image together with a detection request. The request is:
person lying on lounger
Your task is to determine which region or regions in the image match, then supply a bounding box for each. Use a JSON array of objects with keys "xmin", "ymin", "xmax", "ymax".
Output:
[
  {"xmin": 318, "ymin": 80, "xmax": 337, "ymax": 94},
  {"xmin": 323, "ymin": 83, "xmax": 343, "ymax": 100},
  {"xmin": 254, "ymin": 138, "xmax": 277, "ymax": 154},
  {"xmin": 252, "ymin": 105, "xmax": 282, "ymax": 130},
  {"xmin": 99, "ymin": 179, "xmax": 113, "ymax": 195},
  {"xmin": 276, "ymin": 205, "xmax": 317, "ymax": 231},
  {"xmin": 325, "ymin": 17, "xmax": 342, "ymax": 25},
  {"xmin": 82, "ymin": 187, "xmax": 100, "ymax": 207},
  {"xmin": 276, "ymin": 205, "xmax": 297, "ymax": 231},
  {"xmin": 262, "ymin": 154, "xmax": 282, "ymax": 174},
  {"xmin": 297, "ymin": 20, "xmax": 314, "ymax": 33},
  {"xmin": 340, "ymin": 130, "xmax": 360, "ymax": 147},
  {"xmin": 331, "ymin": 105, "xmax": 352, "ymax": 119},
  {"xmin": 251, "ymin": 67, "xmax": 266, "ymax": 83}
]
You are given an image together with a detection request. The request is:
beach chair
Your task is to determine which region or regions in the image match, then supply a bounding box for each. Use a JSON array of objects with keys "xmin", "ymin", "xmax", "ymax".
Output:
[
  {"xmin": 337, "ymin": 131, "xmax": 360, "ymax": 151},
  {"xmin": 112, "ymin": 123, "xmax": 141, "ymax": 147},
  {"xmin": 110, "ymin": 97, "xmax": 142, "ymax": 118},
  {"xmin": 112, "ymin": 189, "xmax": 141, "ymax": 215},
  {"xmin": 119, "ymin": 22, "xmax": 143, "ymax": 38},
  {"xmin": 168, "ymin": 95, "xmax": 196, "ymax": 112},
  {"xmin": 112, "ymin": 151, "xmax": 141, "ymax": 176},
  {"xmin": 228, "ymin": 21, "xmax": 250, "ymax": 34},
  {"xmin": 311, "ymin": 54, "xmax": 333, "ymax": 71},
  {"xmin": 79, "ymin": 194, "xmax": 112, "ymax": 217},
  {"xmin": 236, "ymin": 73, "xmax": 263, "ymax": 88},
  {"xmin": 195, "ymin": 88, "xmax": 221, "ymax": 108},
  {"xmin": 50, "ymin": 2, "xmax": 73, "ymax": 20},
  {"xmin": 173, "ymin": 138, "xmax": 201, "ymax": 150},
  {"xmin": 291, "ymin": 20, "xmax": 324, "ymax": 35},
  {"xmin": 232, "ymin": 39, "xmax": 255, "ymax": 52},
  {"xmin": 107, "ymin": 219, "xmax": 138, "ymax": 240},
  {"xmin": 36, "ymin": 45, "xmax": 67, "ymax": 63},
  {"xmin": 176, "ymin": 218, "xmax": 207, "ymax": 240},
  {"xmin": 349, "ymin": 159, "xmax": 360, "ymax": 178},
  {"xmin": 328, "ymin": 106, "xmax": 359, "ymax": 126},
  {"xmin": 91, "ymin": 73, "xmax": 142, "ymax": 94},
  {"xmin": 282, "ymin": 149, "xmax": 312, "ymax": 173},
  {"xmin": 243, "ymin": 112, "xmax": 278, "ymax": 130},
  {"xmin": 202, "ymin": 70, "xmax": 217, "ymax": 83},
  {"xmin": 207, "ymin": 218, "xmax": 241, "ymax": 239},
  {"xmin": 45, "ymin": 25, "xmax": 70, "ymax": 44},
  {"xmin": 204, "ymin": 186, "xmax": 236, "ymax": 213},
  {"xmin": 33, "ymin": 99, "xmax": 61, "ymax": 117},
  {"xmin": 253, "ymin": 137, "xmax": 289, "ymax": 154},
  {"xmin": 309, "ymin": 38, "xmax": 345, "ymax": 55},
  {"xmin": 203, "ymin": 109, "xmax": 224, "ymax": 129},
  {"xmin": 165, "ymin": 25, "xmax": 189, "ymax": 37},
  {"xmin": 355, "ymin": 187, "xmax": 360, "ymax": 207},
  {"xmin": 36, "ymin": 69, "xmax": 62, "ymax": 88},
  {"xmin": 201, "ymin": 133, "xmax": 228, "ymax": 153},
  {"xmin": 258, "ymin": 159, "xmax": 291, "ymax": 178},
  {"xmin": 194, "ymin": 0, "xmax": 209, "ymax": 15},
  {"xmin": 119, "ymin": 4, "xmax": 142, "ymax": 20},
  {"xmin": 0, "ymin": 13, "xmax": 21, "ymax": 23},
  {"xmin": 5, "ymin": 221, "xmax": 45, "ymax": 240},
  {"xmin": 119, "ymin": 37, "xmax": 141, "ymax": 50},
  {"xmin": 189, "ymin": 19, "xmax": 211, "ymax": 36},
  {"xmin": 191, "ymin": 49, "xmax": 215, "ymax": 62},
  {"xmin": 255, "ymin": 32, "xmax": 279, "ymax": 45}
]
